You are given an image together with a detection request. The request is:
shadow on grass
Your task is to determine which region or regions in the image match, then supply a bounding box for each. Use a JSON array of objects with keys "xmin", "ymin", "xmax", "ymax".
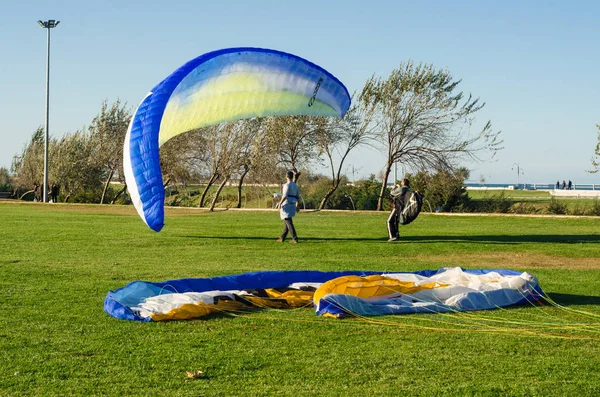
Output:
[
  {"xmin": 182, "ymin": 234, "xmax": 600, "ymax": 244},
  {"xmin": 546, "ymin": 292, "xmax": 600, "ymax": 306},
  {"xmin": 400, "ymin": 234, "xmax": 600, "ymax": 244},
  {"xmin": 182, "ymin": 235, "xmax": 384, "ymax": 242}
]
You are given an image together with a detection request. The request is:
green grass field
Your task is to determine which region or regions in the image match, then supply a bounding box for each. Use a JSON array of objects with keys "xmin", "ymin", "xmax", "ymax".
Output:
[
  {"xmin": 467, "ymin": 189, "xmax": 553, "ymax": 199},
  {"xmin": 467, "ymin": 189, "xmax": 600, "ymax": 215},
  {"xmin": 2, "ymin": 202, "xmax": 600, "ymax": 396}
]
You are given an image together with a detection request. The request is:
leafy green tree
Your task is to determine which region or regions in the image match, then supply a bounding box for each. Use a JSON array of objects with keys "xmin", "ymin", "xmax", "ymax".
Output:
[
  {"xmin": 0, "ymin": 166, "xmax": 13, "ymax": 194},
  {"xmin": 11, "ymin": 127, "xmax": 45, "ymax": 200},
  {"xmin": 0, "ymin": 167, "xmax": 10, "ymax": 186},
  {"xmin": 51, "ymin": 130, "xmax": 103, "ymax": 202},
  {"xmin": 88, "ymin": 99, "xmax": 132, "ymax": 204},
  {"xmin": 359, "ymin": 61, "xmax": 503, "ymax": 210}
]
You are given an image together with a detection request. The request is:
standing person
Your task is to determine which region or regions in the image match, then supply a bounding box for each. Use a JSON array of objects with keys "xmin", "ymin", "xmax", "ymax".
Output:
[
  {"xmin": 556, "ymin": 181, "xmax": 560, "ymax": 190},
  {"xmin": 387, "ymin": 178, "xmax": 410, "ymax": 242},
  {"xmin": 277, "ymin": 171, "xmax": 300, "ymax": 243},
  {"xmin": 562, "ymin": 180, "xmax": 566, "ymax": 190},
  {"xmin": 568, "ymin": 180, "xmax": 572, "ymax": 190},
  {"xmin": 50, "ymin": 184, "xmax": 59, "ymax": 203}
]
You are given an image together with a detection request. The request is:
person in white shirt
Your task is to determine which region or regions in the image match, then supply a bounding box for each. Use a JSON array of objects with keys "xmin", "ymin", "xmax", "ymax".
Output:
[{"xmin": 277, "ymin": 171, "xmax": 300, "ymax": 243}]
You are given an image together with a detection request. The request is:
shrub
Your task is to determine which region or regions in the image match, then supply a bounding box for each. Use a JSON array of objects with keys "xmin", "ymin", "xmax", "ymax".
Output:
[
  {"xmin": 587, "ymin": 198, "xmax": 600, "ymax": 216},
  {"xmin": 351, "ymin": 175, "xmax": 382, "ymax": 211},
  {"xmin": 469, "ymin": 191, "xmax": 513, "ymax": 213},
  {"xmin": 489, "ymin": 192, "xmax": 513, "ymax": 213},
  {"xmin": 408, "ymin": 168, "xmax": 471, "ymax": 212},
  {"xmin": 300, "ymin": 176, "xmax": 346, "ymax": 209},
  {"xmin": 0, "ymin": 183, "xmax": 12, "ymax": 193},
  {"xmin": 570, "ymin": 202, "xmax": 587, "ymax": 216},
  {"xmin": 511, "ymin": 202, "xmax": 540, "ymax": 214},
  {"xmin": 69, "ymin": 189, "xmax": 104, "ymax": 204},
  {"xmin": 547, "ymin": 198, "xmax": 568, "ymax": 215}
]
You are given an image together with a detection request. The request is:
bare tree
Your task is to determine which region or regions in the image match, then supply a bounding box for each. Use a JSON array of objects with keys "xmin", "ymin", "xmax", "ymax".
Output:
[
  {"xmin": 316, "ymin": 102, "xmax": 376, "ymax": 209},
  {"xmin": 207, "ymin": 121, "xmax": 261, "ymax": 211},
  {"xmin": 197, "ymin": 125, "xmax": 225, "ymax": 208},
  {"xmin": 264, "ymin": 115, "xmax": 319, "ymax": 182},
  {"xmin": 190, "ymin": 123, "xmax": 242, "ymax": 210},
  {"xmin": 232, "ymin": 118, "xmax": 264, "ymax": 208},
  {"xmin": 160, "ymin": 130, "xmax": 207, "ymax": 188},
  {"xmin": 360, "ymin": 61, "xmax": 503, "ymax": 210}
]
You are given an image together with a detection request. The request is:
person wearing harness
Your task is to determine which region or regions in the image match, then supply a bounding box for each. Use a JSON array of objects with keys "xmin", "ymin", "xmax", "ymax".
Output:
[
  {"xmin": 277, "ymin": 171, "xmax": 301, "ymax": 243},
  {"xmin": 387, "ymin": 178, "xmax": 410, "ymax": 241}
]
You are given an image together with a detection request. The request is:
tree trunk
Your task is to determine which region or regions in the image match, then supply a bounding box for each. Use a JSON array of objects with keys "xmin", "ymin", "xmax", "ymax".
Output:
[
  {"xmin": 199, "ymin": 173, "xmax": 218, "ymax": 207},
  {"xmin": 19, "ymin": 189, "xmax": 36, "ymax": 201},
  {"xmin": 110, "ymin": 184, "xmax": 127, "ymax": 204},
  {"xmin": 318, "ymin": 185, "xmax": 338, "ymax": 210},
  {"xmin": 292, "ymin": 168, "xmax": 301, "ymax": 183},
  {"xmin": 100, "ymin": 168, "xmax": 116, "ymax": 204},
  {"xmin": 377, "ymin": 163, "xmax": 393, "ymax": 211},
  {"xmin": 209, "ymin": 177, "xmax": 228, "ymax": 212},
  {"xmin": 236, "ymin": 167, "xmax": 249, "ymax": 208}
]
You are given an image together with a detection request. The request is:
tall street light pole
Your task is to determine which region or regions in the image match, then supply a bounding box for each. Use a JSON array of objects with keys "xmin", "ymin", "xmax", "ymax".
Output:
[
  {"xmin": 37, "ymin": 19, "xmax": 60, "ymax": 203},
  {"xmin": 512, "ymin": 162, "xmax": 524, "ymax": 189}
]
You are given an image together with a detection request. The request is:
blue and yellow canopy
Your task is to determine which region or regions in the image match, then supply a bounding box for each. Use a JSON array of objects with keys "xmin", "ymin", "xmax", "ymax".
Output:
[
  {"xmin": 123, "ymin": 47, "xmax": 351, "ymax": 232},
  {"xmin": 104, "ymin": 268, "xmax": 543, "ymax": 322}
]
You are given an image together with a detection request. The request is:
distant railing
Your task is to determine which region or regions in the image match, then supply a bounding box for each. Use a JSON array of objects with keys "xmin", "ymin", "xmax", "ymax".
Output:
[{"xmin": 465, "ymin": 183, "xmax": 600, "ymax": 191}]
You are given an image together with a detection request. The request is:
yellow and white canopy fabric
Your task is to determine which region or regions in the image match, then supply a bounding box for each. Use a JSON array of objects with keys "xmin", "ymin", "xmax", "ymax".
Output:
[
  {"xmin": 104, "ymin": 268, "xmax": 543, "ymax": 322},
  {"xmin": 315, "ymin": 267, "xmax": 541, "ymax": 318}
]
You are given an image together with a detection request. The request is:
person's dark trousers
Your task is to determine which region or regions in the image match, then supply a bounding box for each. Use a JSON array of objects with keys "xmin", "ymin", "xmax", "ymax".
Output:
[
  {"xmin": 387, "ymin": 209, "xmax": 399, "ymax": 239},
  {"xmin": 281, "ymin": 218, "xmax": 298, "ymax": 241}
]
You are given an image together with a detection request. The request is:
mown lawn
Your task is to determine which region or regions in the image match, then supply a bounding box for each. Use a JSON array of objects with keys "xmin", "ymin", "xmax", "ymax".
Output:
[
  {"xmin": 467, "ymin": 188, "xmax": 599, "ymax": 208},
  {"xmin": 1, "ymin": 202, "xmax": 600, "ymax": 396},
  {"xmin": 466, "ymin": 189, "xmax": 600, "ymax": 217}
]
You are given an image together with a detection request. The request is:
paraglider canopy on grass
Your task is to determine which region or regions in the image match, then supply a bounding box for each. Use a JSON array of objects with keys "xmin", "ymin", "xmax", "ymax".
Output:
[{"xmin": 104, "ymin": 267, "xmax": 543, "ymax": 322}]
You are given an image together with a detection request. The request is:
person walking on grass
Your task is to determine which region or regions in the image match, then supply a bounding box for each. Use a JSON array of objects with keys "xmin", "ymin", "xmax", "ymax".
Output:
[{"xmin": 277, "ymin": 170, "xmax": 300, "ymax": 243}]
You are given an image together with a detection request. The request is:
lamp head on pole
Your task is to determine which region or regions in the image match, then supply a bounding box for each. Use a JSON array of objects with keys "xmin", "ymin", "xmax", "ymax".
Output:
[{"xmin": 38, "ymin": 20, "xmax": 60, "ymax": 29}]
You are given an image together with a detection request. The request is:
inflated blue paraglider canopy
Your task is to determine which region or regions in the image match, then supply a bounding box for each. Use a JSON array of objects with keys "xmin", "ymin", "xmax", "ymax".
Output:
[{"xmin": 123, "ymin": 47, "xmax": 352, "ymax": 231}]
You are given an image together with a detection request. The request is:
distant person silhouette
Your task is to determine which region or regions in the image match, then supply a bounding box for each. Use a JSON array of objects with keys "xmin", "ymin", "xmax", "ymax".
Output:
[
  {"xmin": 50, "ymin": 184, "xmax": 59, "ymax": 203},
  {"xmin": 568, "ymin": 180, "xmax": 572, "ymax": 190}
]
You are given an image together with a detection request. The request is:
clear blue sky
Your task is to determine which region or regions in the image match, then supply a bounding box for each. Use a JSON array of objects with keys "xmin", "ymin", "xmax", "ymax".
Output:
[{"xmin": 2, "ymin": 0, "xmax": 599, "ymax": 184}]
